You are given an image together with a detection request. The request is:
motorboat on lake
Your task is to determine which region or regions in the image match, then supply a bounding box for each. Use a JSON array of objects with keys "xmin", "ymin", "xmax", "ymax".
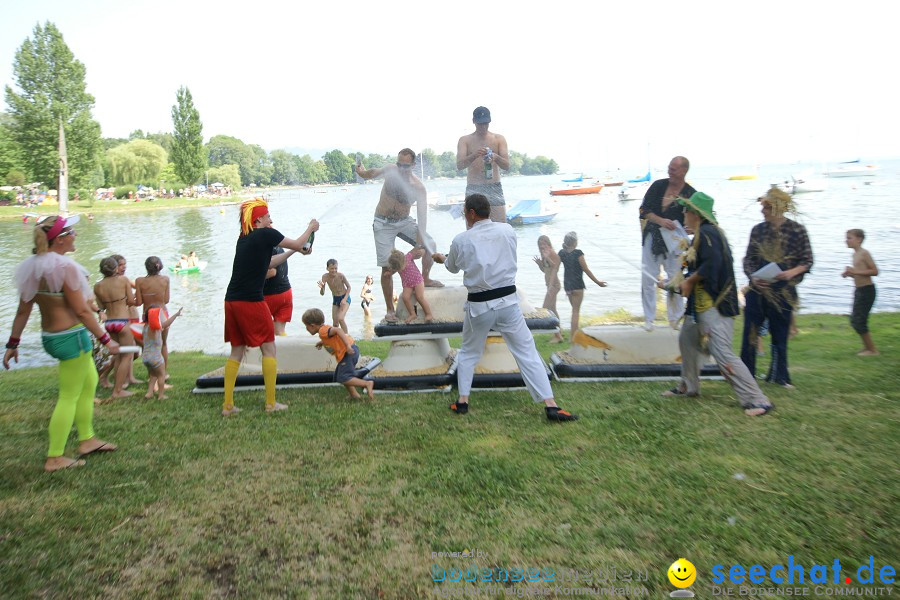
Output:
[
  {"xmin": 506, "ymin": 199, "xmax": 557, "ymax": 225},
  {"xmin": 549, "ymin": 181, "xmax": 604, "ymax": 196}
]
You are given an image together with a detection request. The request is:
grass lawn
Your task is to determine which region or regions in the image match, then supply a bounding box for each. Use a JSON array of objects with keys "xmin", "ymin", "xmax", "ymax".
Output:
[{"xmin": 0, "ymin": 313, "xmax": 897, "ymax": 598}]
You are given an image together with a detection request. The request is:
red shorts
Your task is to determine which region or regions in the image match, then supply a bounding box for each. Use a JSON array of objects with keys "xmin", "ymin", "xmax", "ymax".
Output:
[
  {"xmin": 264, "ymin": 288, "xmax": 293, "ymax": 323},
  {"xmin": 224, "ymin": 300, "xmax": 275, "ymax": 347}
]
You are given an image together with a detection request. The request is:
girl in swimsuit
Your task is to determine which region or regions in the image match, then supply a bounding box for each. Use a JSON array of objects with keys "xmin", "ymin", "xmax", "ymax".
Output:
[
  {"xmin": 4, "ymin": 215, "xmax": 120, "ymax": 472},
  {"xmin": 111, "ymin": 254, "xmax": 143, "ymax": 386},
  {"xmin": 533, "ymin": 236, "xmax": 565, "ymax": 344},
  {"xmin": 135, "ymin": 256, "xmax": 171, "ymax": 386},
  {"xmin": 94, "ymin": 256, "xmax": 137, "ymax": 399}
]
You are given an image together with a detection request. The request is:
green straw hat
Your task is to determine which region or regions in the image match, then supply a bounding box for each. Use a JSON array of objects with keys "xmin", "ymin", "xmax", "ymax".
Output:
[{"xmin": 678, "ymin": 192, "xmax": 717, "ymax": 225}]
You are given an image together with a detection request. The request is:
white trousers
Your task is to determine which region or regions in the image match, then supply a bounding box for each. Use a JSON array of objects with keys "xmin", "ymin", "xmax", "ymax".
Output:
[
  {"xmin": 641, "ymin": 235, "xmax": 685, "ymax": 324},
  {"xmin": 457, "ymin": 303, "xmax": 552, "ymax": 402}
]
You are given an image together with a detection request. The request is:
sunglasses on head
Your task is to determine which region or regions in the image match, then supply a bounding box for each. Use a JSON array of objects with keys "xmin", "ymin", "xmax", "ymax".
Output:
[{"xmin": 56, "ymin": 228, "xmax": 76, "ymax": 238}]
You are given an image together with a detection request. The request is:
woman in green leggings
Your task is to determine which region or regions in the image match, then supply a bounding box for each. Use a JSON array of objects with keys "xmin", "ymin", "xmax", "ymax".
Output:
[{"xmin": 3, "ymin": 215, "xmax": 122, "ymax": 472}]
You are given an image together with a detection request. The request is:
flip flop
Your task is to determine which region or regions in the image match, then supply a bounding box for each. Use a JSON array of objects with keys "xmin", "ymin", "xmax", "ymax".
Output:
[
  {"xmin": 77, "ymin": 442, "xmax": 117, "ymax": 459},
  {"xmin": 661, "ymin": 387, "xmax": 699, "ymax": 398},
  {"xmin": 383, "ymin": 313, "xmax": 399, "ymax": 323},
  {"xmin": 45, "ymin": 458, "xmax": 86, "ymax": 472},
  {"xmin": 744, "ymin": 404, "xmax": 775, "ymax": 417}
]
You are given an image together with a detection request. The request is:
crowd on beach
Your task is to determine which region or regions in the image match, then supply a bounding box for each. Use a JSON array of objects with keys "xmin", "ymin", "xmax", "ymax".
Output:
[{"xmin": 3, "ymin": 106, "xmax": 883, "ymax": 472}]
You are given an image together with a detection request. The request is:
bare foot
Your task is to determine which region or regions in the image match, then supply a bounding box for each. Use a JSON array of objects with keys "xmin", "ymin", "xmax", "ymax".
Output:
[
  {"xmin": 549, "ymin": 336, "xmax": 564, "ymax": 344},
  {"xmin": 45, "ymin": 456, "xmax": 86, "ymax": 472},
  {"xmin": 128, "ymin": 378, "xmax": 144, "ymax": 385},
  {"xmin": 404, "ymin": 315, "xmax": 416, "ymax": 324},
  {"xmin": 857, "ymin": 349, "xmax": 880, "ymax": 356},
  {"xmin": 222, "ymin": 406, "xmax": 242, "ymax": 417},
  {"xmin": 98, "ymin": 380, "xmax": 113, "ymax": 389},
  {"xmin": 348, "ymin": 392, "xmax": 361, "ymax": 399},
  {"xmin": 111, "ymin": 390, "xmax": 134, "ymax": 399},
  {"xmin": 424, "ymin": 279, "xmax": 444, "ymax": 288},
  {"xmin": 157, "ymin": 394, "xmax": 168, "ymax": 400},
  {"xmin": 265, "ymin": 402, "xmax": 288, "ymax": 413},
  {"xmin": 144, "ymin": 392, "xmax": 154, "ymax": 399},
  {"xmin": 424, "ymin": 314, "xmax": 434, "ymax": 323},
  {"xmin": 365, "ymin": 380, "xmax": 375, "ymax": 400}
]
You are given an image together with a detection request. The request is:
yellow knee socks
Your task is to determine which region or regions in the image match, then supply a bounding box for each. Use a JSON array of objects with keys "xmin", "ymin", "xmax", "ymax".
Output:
[
  {"xmin": 223, "ymin": 359, "xmax": 240, "ymax": 411},
  {"xmin": 262, "ymin": 356, "xmax": 277, "ymax": 408}
]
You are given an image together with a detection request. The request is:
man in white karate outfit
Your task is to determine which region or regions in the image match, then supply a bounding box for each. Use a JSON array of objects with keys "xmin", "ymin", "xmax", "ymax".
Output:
[{"xmin": 432, "ymin": 193, "xmax": 578, "ymax": 421}]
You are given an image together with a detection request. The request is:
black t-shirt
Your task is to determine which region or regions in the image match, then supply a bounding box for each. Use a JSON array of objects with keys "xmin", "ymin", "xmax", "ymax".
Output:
[
  {"xmin": 263, "ymin": 246, "xmax": 292, "ymax": 296},
  {"xmin": 558, "ymin": 248, "xmax": 585, "ymax": 291},
  {"xmin": 225, "ymin": 227, "xmax": 285, "ymax": 302}
]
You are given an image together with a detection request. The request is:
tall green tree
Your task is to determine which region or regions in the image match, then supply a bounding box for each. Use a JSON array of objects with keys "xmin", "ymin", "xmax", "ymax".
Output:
[
  {"xmin": 322, "ymin": 149, "xmax": 353, "ymax": 183},
  {"xmin": 3, "ymin": 22, "xmax": 102, "ymax": 189},
  {"xmin": 170, "ymin": 86, "xmax": 206, "ymax": 185}
]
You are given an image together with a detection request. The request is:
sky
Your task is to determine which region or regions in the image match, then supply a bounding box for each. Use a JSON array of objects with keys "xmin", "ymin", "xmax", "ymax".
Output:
[{"xmin": 1, "ymin": 0, "xmax": 898, "ymax": 173}]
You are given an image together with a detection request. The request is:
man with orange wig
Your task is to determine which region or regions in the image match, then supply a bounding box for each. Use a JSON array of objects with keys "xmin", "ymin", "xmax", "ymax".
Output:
[{"xmin": 222, "ymin": 198, "xmax": 318, "ymax": 416}]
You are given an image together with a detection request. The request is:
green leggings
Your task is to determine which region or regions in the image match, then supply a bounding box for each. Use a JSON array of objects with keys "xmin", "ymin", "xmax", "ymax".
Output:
[{"xmin": 48, "ymin": 350, "xmax": 98, "ymax": 457}]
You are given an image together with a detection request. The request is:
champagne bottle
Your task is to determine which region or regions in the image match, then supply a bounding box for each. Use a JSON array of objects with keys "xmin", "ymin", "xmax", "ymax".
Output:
[
  {"xmin": 302, "ymin": 231, "xmax": 315, "ymax": 252},
  {"xmin": 483, "ymin": 147, "xmax": 493, "ymax": 180}
]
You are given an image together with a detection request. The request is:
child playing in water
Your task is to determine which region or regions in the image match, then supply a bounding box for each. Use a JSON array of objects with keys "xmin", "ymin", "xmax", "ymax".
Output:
[
  {"xmin": 302, "ymin": 308, "xmax": 375, "ymax": 400},
  {"xmin": 360, "ymin": 274, "xmax": 375, "ymax": 317},
  {"xmin": 558, "ymin": 231, "xmax": 607, "ymax": 341},
  {"xmin": 387, "ymin": 248, "xmax": 434, "ymax": 324},
  {"xmin": 841, "ymin": 228, "xmax": 879, "ymax": 355},
  {"xmin": 187, "ymin": 251, "xmax": 199, "ymax": 267},
  {"xmin": 142, "ymin": 306, "xmax": 183, "ymax": 399},
  {"xmin": 317, "ymin": 259, "xmax": 351, "ymax": 333}
]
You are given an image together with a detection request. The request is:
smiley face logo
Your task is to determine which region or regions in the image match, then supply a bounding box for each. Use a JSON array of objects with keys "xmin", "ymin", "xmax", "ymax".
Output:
[{"xmin": 667, "ymin": 558, "xmax": 697, "ymax": 588}]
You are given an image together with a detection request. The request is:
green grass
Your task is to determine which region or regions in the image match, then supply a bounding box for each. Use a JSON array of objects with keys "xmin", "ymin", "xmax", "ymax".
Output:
[{"xmin": 1, "ymin": 313, "xmax": 898, "ymax": 598}]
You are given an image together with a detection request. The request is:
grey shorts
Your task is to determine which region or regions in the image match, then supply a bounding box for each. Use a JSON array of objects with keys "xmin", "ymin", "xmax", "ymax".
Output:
[
  {"xmin": 334, "ymin": 344, "xmax": 360, "ymax": 383},
  {"xmin": 372, "ymin": 215, "xmax": 435, "ymax": 268},
  {"xmin": 465, "ymin": 182, "xmax": 505, "ymax": 207}
]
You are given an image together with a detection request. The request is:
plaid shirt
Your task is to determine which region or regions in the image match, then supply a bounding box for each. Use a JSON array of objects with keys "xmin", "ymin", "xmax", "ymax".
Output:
[{"xmin": 743, "ymin": 218, "xmax": 814, "ymax": 286}]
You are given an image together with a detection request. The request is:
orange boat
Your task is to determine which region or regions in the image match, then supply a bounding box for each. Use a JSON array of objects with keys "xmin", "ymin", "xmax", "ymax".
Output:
[{"xmin": 550, "ymin": 182, "xmax": 604, "ymax": 196}]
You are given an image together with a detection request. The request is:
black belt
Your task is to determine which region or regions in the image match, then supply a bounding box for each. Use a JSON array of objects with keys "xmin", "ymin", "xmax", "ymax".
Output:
[{"xmin": 467, "ymin": 285, "xmax": 516, "ymax": 302}]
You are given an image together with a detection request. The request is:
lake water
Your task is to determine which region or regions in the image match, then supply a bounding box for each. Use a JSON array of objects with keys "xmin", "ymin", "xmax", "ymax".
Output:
[{"xmin": 2, "ymin": 161, "xmax": 898, "ymax": 369}]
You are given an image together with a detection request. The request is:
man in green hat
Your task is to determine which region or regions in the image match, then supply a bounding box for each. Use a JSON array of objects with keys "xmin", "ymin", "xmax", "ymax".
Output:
[{"xmin": 661, "ymin": 192, "xmax": 773, "ymax": 417}]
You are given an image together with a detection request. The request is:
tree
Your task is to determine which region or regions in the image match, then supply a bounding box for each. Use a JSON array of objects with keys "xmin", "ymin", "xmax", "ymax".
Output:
[
  {"xmin": 294, "ymin": 154, "xmax": 326, "ymax": 185},
  {"xmin": 322, "ymin": 149, "xmax": 354, "ymax": 183},
  {"xmin": 170, "ymin": 86, "xmax": 206, "ymax": 185},
  {"xmin": 0, "ymin": 114, "xmax": 25, "ymax": 184},
  {"xmin": 270, "ymin": 150, "xmax": 298, "ymax": 185},
  {"xmin": 4, "ymin": 22, "xmax": 102, "ymax": 189},
  {"xmin": 208, "ymin": 164, "xmax": 241, "ymax": 190},
  {"xmin": 105, "ymin": 139, "xmax": 168, "ymax": 185},
  {"xmin": 207, "ymin": 135, "xmax": 256, "ymax": 186}
]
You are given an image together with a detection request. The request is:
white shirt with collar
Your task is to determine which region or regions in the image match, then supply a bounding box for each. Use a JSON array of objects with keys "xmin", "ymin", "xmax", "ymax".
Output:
[{"xmin": 445, "ymin": 219, "xmax": 519, "ymax": 317}]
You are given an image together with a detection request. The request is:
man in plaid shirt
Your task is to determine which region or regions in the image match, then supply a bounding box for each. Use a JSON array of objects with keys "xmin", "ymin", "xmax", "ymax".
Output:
[{"xmin": 740, "ymin": 188, "xmax": 814, "ymax": 388}]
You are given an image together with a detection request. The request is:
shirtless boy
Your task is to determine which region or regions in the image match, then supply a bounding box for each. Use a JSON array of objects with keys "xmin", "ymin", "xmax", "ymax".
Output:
[
  {"xmin": 457, "ymin": 106, "xmax": 510, "ymax": 222},
  {"xmin": 318, "ymin": 258, "xmax": 352, "ymax": 334},
  {"xmin": 841, "ymin": 229, "xmax": 879, "ymax": 355}
]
